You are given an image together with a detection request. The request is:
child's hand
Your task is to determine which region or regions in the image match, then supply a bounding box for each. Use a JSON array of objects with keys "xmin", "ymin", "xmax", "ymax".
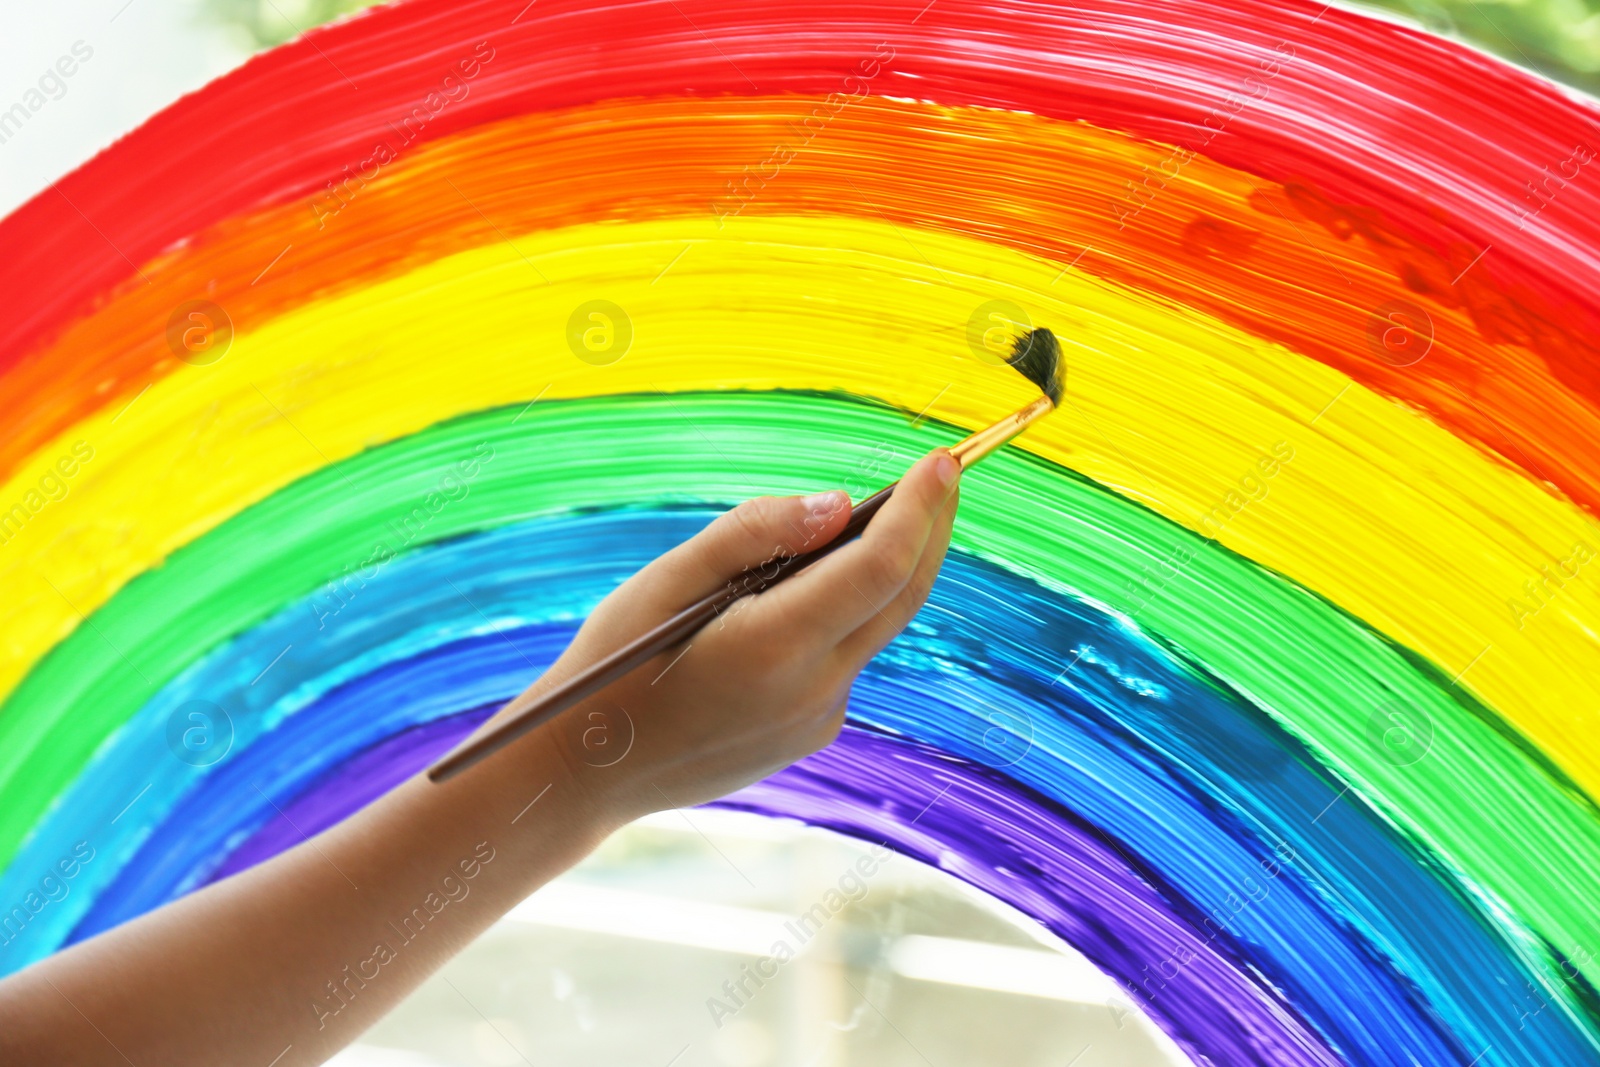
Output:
[
  {"xmin": 532, "ymin": 447, "xmax": 962, "ymax": 821},
  {"xmin": 0, "ymin": 447, "xmax": 959, "ymax": 1066},
  {"xmin": 0, "ymin": 447, "xmax": 961, "ymax": 1067}
]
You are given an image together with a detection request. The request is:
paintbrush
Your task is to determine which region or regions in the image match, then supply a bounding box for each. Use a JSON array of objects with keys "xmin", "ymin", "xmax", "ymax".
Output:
[{"xmin": 427, "ymin": 328, "xmax": 1063, "ymax": 783}]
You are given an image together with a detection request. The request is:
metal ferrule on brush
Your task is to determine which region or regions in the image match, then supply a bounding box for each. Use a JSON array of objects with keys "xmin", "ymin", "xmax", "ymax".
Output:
[{"xmin": 948, "ymin": 393, "xmax": 1055, "ymax": 468}]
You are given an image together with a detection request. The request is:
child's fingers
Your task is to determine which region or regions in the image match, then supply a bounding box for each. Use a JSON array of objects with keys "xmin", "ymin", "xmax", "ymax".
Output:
[
  {"xmin": 754, "ymin": 449, "xmax": 959, "ymax": 649},
  {"xmin": 836, "ymin": 487, "xmax": 957, "ymax": 668},
  {"xmin": 647, "ymin": 489, "xmax": 853, "ymax": 608}
]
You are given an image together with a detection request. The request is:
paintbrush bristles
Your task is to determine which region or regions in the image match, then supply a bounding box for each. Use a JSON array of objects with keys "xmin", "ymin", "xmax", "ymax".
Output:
[{"xmin": 1007, "ymin": 327, "xmax": 1064, "ymax": 406}]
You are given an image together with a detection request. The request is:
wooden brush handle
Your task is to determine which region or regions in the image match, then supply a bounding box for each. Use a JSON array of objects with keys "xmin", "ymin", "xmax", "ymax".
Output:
[{"xmin": 426, "ymin": 485, "xmax": 896, "ymax": 782}]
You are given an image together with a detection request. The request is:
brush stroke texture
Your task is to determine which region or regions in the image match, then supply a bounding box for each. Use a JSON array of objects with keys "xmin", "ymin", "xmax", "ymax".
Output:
[
  {"xmin": 1, "ymin": 0, "xmax": 1597, "ymax": 1063},
  {"xmin": 4, "ymin": 218, "xmax": 1598, "ymax": 834}
]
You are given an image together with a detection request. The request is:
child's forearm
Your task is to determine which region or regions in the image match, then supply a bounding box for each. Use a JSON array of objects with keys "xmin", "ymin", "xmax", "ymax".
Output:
[{"xmin": 0, "ymin": 721, "xmax": 621, "ymax": 1066}]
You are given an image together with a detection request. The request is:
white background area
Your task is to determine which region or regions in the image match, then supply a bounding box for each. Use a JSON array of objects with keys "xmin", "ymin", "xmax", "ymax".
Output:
[{"xmin": 0, "ymin": 0, "xmax": 249, "ymax": 217}]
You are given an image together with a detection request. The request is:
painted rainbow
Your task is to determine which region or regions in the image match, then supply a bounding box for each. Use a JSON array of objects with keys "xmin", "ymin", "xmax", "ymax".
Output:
[{"xmin": 1, "ymin": 0, "xmax": 1598, "ymax": 1063}]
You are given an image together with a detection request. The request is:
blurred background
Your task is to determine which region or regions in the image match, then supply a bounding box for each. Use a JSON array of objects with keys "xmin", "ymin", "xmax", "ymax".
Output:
[
  {"xmin": 7, "ymin": 0, "xmax": 1593, "ymax": 1063},
  {"xmin": 331, "ymin": 808, "xmax": 1186, "ymax": 1067}
]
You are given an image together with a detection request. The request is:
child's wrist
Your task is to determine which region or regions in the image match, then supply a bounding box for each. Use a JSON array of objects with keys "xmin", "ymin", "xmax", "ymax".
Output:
[
  {"xmin": 538, "ymin": 697, "xmax": 654, "ymax": 830},
  {"xmin": 416, "ymin": 712, "xmax": 632, "ymax": 886}
]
